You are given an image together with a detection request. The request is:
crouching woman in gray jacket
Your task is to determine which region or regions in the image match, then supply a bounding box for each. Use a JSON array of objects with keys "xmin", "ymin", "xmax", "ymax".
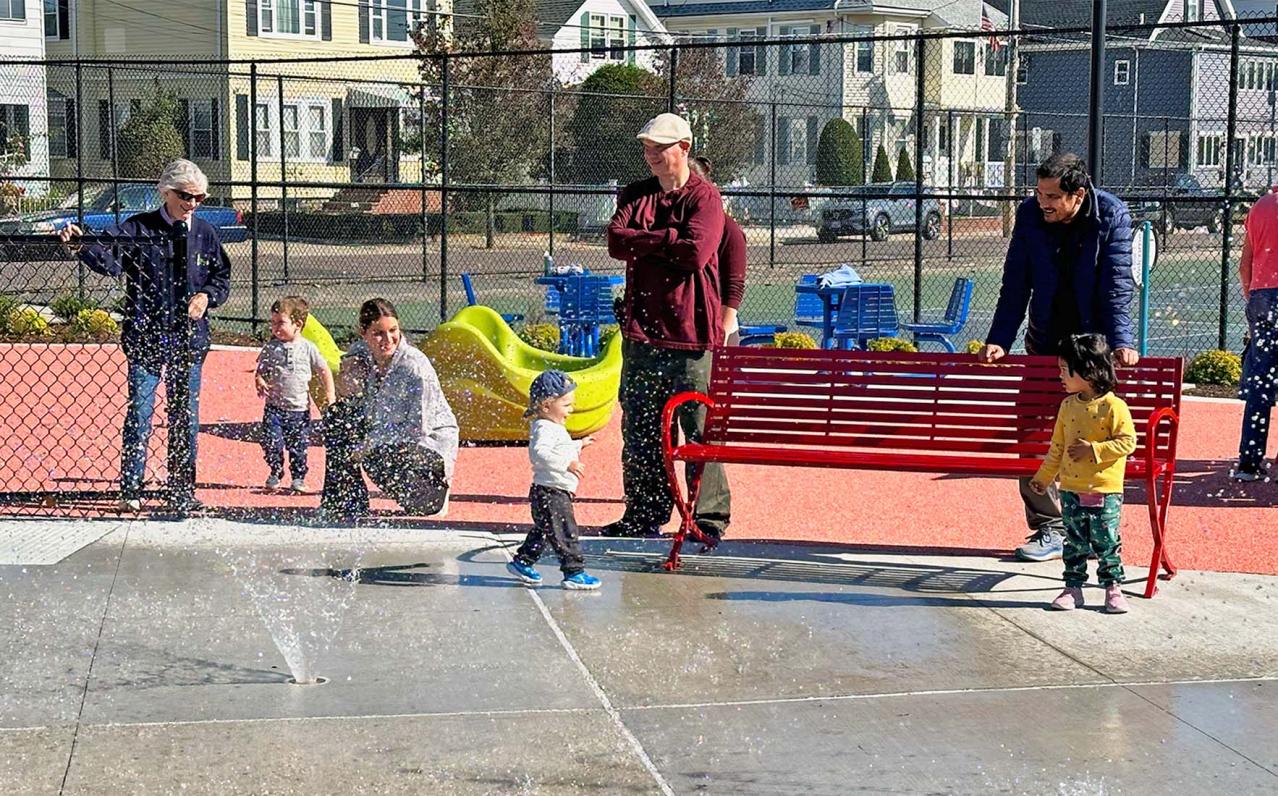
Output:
[{"xmin": 322, "ymin": 298, "xmax": 459, "ymax": 519}]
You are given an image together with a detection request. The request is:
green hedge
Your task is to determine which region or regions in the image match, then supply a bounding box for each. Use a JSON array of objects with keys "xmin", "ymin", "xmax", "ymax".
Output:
[{"xmin": 247, "ymin": 209, "xmax": 580, "ymax": 242}]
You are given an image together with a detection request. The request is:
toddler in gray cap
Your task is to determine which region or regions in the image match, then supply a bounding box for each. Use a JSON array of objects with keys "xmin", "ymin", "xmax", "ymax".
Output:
[{"xmin": 506, "ymin": 370, "xmax": 601, "ymax": 590}]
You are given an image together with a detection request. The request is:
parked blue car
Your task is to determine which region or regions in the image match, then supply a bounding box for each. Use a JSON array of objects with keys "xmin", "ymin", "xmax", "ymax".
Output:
[{"xmin": 0, "ymin": 184, "xmax": 248, "ymax": 247}]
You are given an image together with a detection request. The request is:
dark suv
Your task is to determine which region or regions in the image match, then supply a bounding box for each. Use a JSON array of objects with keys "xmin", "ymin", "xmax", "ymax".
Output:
[{"xmin": 1129, "ymin": 174, "xmax": 1226, "ymax": 237}]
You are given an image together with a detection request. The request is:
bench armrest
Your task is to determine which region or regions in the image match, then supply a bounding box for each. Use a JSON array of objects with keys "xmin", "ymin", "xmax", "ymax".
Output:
[
  {"xmin": 661, "ymin": 392, "xmax": 717, "ymax": 458},
  {"xmin": 1144, "ymin": 405, "xmax": 1180, "ymax": 474}
]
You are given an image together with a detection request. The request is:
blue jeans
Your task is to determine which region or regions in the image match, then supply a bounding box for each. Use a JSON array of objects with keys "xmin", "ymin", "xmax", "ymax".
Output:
[
  {"xmin": 1239, "ymin": 288, "xmax": 1278, "ymax": 472},
  {"xmin": 120, "ymin": 355, "xmax": 204, "ymax": 497},
  {"xmin": 261, "ymin": 405, "xmax": 311, "ymax": 480}
]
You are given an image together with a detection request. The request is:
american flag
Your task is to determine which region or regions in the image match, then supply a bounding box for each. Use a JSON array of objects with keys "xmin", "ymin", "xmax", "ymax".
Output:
[{"xmin": 982, "ymin": 9, "xmax": 1001, "ymax": 52}]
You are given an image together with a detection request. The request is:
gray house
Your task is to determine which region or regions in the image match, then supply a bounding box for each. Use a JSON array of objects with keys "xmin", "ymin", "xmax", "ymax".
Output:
[{"xmin": 1005, "ymin": 0, "xmax": 1278, "ymax": 191}]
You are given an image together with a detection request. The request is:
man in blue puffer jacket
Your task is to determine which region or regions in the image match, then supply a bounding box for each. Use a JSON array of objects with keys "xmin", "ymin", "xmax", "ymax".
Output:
[{"xmin": 977, "ymin": 152, "xmax": 1139, "ymax": 563}]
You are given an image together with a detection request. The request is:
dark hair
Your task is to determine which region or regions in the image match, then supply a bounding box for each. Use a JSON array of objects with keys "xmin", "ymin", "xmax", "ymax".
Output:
[
  {"xmin": 1036, "ymin": 152, "xmax": 1090, "ymax": 194},
  {"xmin": 1059, "ymin": 334, "xmax": 1117, "ymax": 396},
  {"xmin": 358, "ymin": 298, "xmax": 398, "ymax": 331},
  {"xmin": 270, "ymin": 295, "xmax": 309, "ymax": 327},
  {"xmin": 689, "ymin": 156, "xmax": 713, "ymax": 179}
]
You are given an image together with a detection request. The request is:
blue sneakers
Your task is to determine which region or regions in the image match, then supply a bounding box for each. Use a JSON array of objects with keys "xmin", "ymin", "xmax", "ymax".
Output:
[
  {"xmin": 1015, "ymin": 528, "xmax": 1065, "ymax": 562},
  {"xmin": 562, "ymin": 572, "xmax": 602, "ymax": 590},
  {"xmin": 506, "ymin": 560, "xmax": 543, "ymax": 586}
]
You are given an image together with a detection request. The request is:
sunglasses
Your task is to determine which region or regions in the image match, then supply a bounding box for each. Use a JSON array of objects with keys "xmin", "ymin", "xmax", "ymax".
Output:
[{"xmin": 172, "ymin": 188, "xmax": 207, "ymax": 203}]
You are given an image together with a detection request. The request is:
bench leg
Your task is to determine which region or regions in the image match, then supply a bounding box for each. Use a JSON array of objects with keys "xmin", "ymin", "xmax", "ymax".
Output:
[
  {"xmin": 663, "ymin": 461, "xmax": 704, "ymax": 572},
  {"xmin": 1142, "ymin": 466, "xmax": 1178, "ymax": 599}
]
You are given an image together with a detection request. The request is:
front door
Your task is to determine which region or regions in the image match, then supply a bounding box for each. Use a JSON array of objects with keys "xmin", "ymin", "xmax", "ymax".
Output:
[{"xmin": 349, "ymin": 107, "xmax": 399, "ymax": 183}]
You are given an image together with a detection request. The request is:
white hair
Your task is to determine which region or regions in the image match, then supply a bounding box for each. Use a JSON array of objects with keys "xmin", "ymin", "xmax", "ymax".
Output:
[{"xmin": 156, "ymin": 159, "xmax": 209, "ymax": 195}]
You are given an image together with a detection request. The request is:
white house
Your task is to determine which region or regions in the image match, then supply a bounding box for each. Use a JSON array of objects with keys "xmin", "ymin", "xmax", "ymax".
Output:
[{"xmin": 0, "ymin": 0, "xmax": 50, "ymax": 198}]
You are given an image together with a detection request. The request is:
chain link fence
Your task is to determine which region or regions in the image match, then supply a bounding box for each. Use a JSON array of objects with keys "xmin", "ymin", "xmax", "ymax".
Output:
[{"xmin": 1, "ymin": 14, "xmax": 1273, "ymax": 504}]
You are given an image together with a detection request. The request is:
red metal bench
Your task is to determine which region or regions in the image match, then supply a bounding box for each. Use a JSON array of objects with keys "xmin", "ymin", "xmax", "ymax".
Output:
[{"xmin": 662, "ymin": 348, "xmax": 1182, "ymax": 598}]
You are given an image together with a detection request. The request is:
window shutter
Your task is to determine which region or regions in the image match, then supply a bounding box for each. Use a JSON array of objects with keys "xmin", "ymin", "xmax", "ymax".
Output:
[
  {"xmin": 331, "ymin": 98, "xmax": 344, "ymax": 162},
  {"xmin": 1177, "ymin": 130, "xmax": 1188, "ymax": 168},
  {"xmin": 57, "ymin": 0, "xmax": 68, "ymax": 40},
  {"xmin": 14, "ymin": 103, "xmax": 28, "ymax": 137},
  {"xmin": 580, "ymin": 12, "xmax": 590, "ymax": 62},
  {"xmin": 628, "ymin": 15, "xmax": 636, "ymax": 65},
  {"xmin": 177, "ymin": 99, "xmax": 191, "ymax": 157},
  {"xmin": 726, "ymin": 28, "xmax": 738, "ymax": 76},
  {"xmin": 321, "ymin": 0, "xmax": 332, "ymax": 41},
  {"xmin": 756, "ymin": 26, "xmax": 767, "ymax": 76},
  {"xmin": 359, "ymin": 0, "xmax": 370, "ymax": 44},
  {"xmin": 807, "ymin": 116, "xmax": 818, "ymax": 165},
  {"xmin": 98, "ymin": 100, "xmax": 111, "ymax": 159},
  {"xmin": 129, "ymin": 98, "xmax": 141, "ymax": 114},
  {"xmin": 246, "ymin": 0, "xmax": 258, "ymax": 36},
  {"xmin": 1139, "ymin": 132, "xmax": 1151, "ymax": 168},
  {"xmin": 236, "ymin": 94, "xmax": 250, "ymax": 161},
  {"xmin": 210, "ymin": 98, "xmax": 221, "ymax": 161},
  {"xmin": 779, "ymin": 27, "xmax": 791, "ymax": 76},
  {"xmin": 810, "ymin": 25, "xmax": 820, "ymax": 75},
  {"xmin": 65, "ymin": 97, "xmax": 76, "ymax": 157},
  {"xmin": 778, "ymin": 117, "xmax": 790, "ymax": 166}
]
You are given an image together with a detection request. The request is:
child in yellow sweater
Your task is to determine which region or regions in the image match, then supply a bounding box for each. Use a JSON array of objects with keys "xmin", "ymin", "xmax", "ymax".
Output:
[{"xmin": 1030, "ymin": 334, "xmax": 1137, "ymax": 614}]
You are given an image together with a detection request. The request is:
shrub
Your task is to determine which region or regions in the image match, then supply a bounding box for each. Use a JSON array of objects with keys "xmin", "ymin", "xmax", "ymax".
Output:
[
  {"xmin": 965, "ymin": 339, "xmax": 984, "ymax": 355},
  {"xmin": 518, "ymin": 322, "xmax": 560, "ymax": 352},
  {"xmin": 51, "ymin": 294, "xmax": 97, "ymax": 321},
  {"xmin": 0, "ymin": 295, "xmax": 18, "ymax": 333},
  {"xmin": 867, "ymin": 337, "xmax": 918, "ymax": 352},
  {"xmin": 871, "ymin": 143, "xmax": 893, "ymax": 184},
  {"xmin": 766, "ymin": 331, "xmax": 818, "ymax": 349},
  {"xmin": 896, "ymin": 147, "xmax": 915, "ymax": 182},
  {"xmin": 8, "ymin": 307, "xmax": 50, "ymax": 337},
  {"xmin": 71, "ymin": 309, "xmax": 119, "ymax": 338},
  {"xmin": 1185, "ymin": 350, "xmax": 1242, "ymax": 386},
  {"xmin": 816, "ymin": 118, "xmax": 864, "ymax": 187}
]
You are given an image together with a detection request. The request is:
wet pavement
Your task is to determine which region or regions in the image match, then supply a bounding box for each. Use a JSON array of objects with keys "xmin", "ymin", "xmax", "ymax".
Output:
[{"xmin": 2, "ymin": 518, "xmax": 1276, "ymax": 795}]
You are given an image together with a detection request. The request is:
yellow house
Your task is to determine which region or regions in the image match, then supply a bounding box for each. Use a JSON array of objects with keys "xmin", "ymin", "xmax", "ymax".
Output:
[{"xmin": 43, "ymin": 0, "xmax": 451, "ymax": 202}]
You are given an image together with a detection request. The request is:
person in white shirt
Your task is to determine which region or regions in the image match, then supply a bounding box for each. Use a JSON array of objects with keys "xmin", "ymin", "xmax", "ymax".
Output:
[{"xmin": 505, "ymin": 370, "xmax": 602, "ymax": 590}]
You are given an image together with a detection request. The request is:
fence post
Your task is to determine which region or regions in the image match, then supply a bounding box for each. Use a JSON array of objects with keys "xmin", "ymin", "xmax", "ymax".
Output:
[
  {"xmin": 947, "ymin": 107, "xmax": 954, "ymax": 261},
  {"xmin": 769, "ymin": 94, "xmax": 776, "ymax": 271},
  {"xmin": 108, "ymin": 67, "xmax": 119, "ymax": 226},
  {"xmin": 861, "ymin": 105, "xmax": 868, "ymax": 268},
  {"xmin": 278, "ymin": 74, "xmax": 289, "ymax": 283},
  {"xmin": 250, "ymin": 62, "xmax": 260, "ymax": 335},
  {"xmin": 1139, "ymin": 220, "xmax": 1151, "ymax": 357},
  {"xmin": 75, "ymin": 61, "xmax": 85, "ymax": 299},
  {"xmin": 1087, "ymin": 0, "xmax": 1107, "ymax": 183},
  {"xmin": 440, "ymin": 53, "xmax": 450, "ymax": 324},
  {"xmin": 548, "ymin": 81, "xmax": 556, "ymax": 257},
  {"xmin": 420, "ymin": 85, "xmax": 428, "ymax": 283},
  {"xmin": 668, "ymin": 45, "xmax": 678, "ymax": 114},
  {"xmin": 913, "ymin": 33, "xmax": 925, "ymax": 323},
  {"xmin": 1221, "ymin": 23, "xmax": 1240, "ymax": 351}
]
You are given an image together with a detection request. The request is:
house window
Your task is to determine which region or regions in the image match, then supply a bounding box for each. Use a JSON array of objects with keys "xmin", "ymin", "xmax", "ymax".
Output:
[
  {"xmin": 780, "ymin": 25, "xmax": 818, "ymax": 74},
  {"xmin": 937, "ymin": 115, "xmax": 950, "ymax": 153},
  {"xmin": 370, "ymin": 0, "xmax": 423, "ymax": 44},
  {"xmin": 892, "ymin": 26, "xmax": 915, "ymax": 74},
  {"xmin": 0, "ymin": 103, "xmax": 30, "ymax": 163},
  {"xmin": 1114, "ymin": 60, "xmax": 1130, "ymax": 85},
  {"xmin": 854, "ymin": 27, "xmax": 873, "ymax": 74},
  {"xmin": 1185, "ymin": 0, "xmax": 1198, "ymax": 23},
  {"xmin": 953, "ymin": 42, "xmax": 975, "ymax": 75},
  {"xmin": 1, "ymin": 0, "xmax": 26, "ymax": 21},
  {"xmin": 47, "ymin": 94, "xmax": 66, "ymax": 157},
  {"xmin": 1029, "ymin": 127, "xmax": 1056, "ymax": 163},
  {"xmin": 190, "ymin": 100, "xmax": 215, "ymax": 159},
  {"xmin": 308, "ymin": 105, "xmax": 327, "ymax": 159},
  {"xmin": 609, "ymin": 16, "xmax": 626, "ymax": 61},
  {"xmin": 259, "ymin": 0, "xmax": 318, "ymax": 37},
  {"xmin": 1015, "ymin": 61, "xmax": 1028, "ymax": 84},
  {"xmin": 738, "ymin": 31, "xmax": 757, "ymax": 75},
  {"xmin": 282, "ymin": 105, "xmax": 300, "ymax": 158},
  {"xmin": 255, "ymin": 102, "xmax": 272, "ymax": 157},
  {"xmin": 1197, "ymin": 133, "xmax": 1222, "ymax": 167},
  {"xmin": 788, "ymin": 117, "xmax": 807, "ymax": 164},
  {"xmin": 43, "ymin": 0, "xmax": 58, "ymax": 38},
  {"xmin": 984, "ymin": 44, "xmax": 1006, "ymax": 76},
  {"xmin": 1142, "ymin": 131, "xmax": 1182, "ymax": 168}
]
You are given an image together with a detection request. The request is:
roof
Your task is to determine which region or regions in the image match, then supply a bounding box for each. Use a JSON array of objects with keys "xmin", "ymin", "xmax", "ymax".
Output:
[{"xmin": 649, "ymin": 0, "xmax": 1006, "ymax": 29}]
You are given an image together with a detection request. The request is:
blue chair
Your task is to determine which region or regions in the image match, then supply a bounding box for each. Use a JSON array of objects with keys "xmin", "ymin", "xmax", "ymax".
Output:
[
  {"xmin": 558, "ymin": 275, "xmax": 615, "ymax": 356},
  {"xmin": 831, "ymin": 284, "xmax": 899, "ymax": 350},
  {"xmin": 737, "ymin": 324, "xmax": 787, "ymax": 346},
  {"xmin": 461, "ymin": 273, "xmax": 524, "ymax": 324},
  {"xmin": 899, "ymin": 277, "xmax": 974, "ymax": 353},
  {"xmin": 793, "ymin": 274, "xmax": 831, "ymax": 331}
]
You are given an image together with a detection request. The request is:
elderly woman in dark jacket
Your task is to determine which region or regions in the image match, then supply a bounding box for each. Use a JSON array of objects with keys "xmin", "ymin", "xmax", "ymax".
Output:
[{"xmin": 58, "ymin": 159, "xmax": 231, "ymax": 513}]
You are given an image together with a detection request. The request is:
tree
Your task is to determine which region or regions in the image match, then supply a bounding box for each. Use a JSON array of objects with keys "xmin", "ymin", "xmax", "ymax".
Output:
[
  {"xmin": 668, "ymin": 47, "xmax": 761, "ymax": 184},
  {"xmin": 895, "ymin": 147, "xmax": 915, "ymax": 183},
  {"xmin": 118, "ymin": 83, "xmax": 185, "ymax": 179},
  {"xmin": 414, "ymin": 0, "xmax": 550, "ymax": 247},
  {"xmin": 871, "ymin": 143, "xmax": 893, "ymax": 184},
  {"xmin": 815, "ymin": 118, "xmax": 863, "ymax": 186},
  {"xmin": 561, "ymin": 64, "xmax": 664, "ymax": 187}
]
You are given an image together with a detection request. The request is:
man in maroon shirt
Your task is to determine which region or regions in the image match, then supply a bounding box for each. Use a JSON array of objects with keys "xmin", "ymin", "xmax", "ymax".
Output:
[{"xmin": 603, "ymin": 113, "xmax": 731, "ymax": 544}]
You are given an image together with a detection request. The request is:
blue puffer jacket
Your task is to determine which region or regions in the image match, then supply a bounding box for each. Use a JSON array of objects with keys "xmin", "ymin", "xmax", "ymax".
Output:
[
  {"xmin": 80, "ymin": 209, "xmax": 232, "ymax": 369},
  {"xmin": 986, "ymin": 186, "xmax": 1135, "ymax": 352}
]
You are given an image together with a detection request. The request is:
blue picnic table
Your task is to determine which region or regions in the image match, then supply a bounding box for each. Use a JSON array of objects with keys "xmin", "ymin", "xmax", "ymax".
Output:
[{"xmin": 536, "ymin": 273, "xmax": 625, "ymax": 356}]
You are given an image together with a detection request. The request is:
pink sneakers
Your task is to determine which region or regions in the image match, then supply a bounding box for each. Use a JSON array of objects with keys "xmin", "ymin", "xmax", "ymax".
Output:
[
  {"xmin": 1050, "ymin": 587, "xmax": 1084, "ymax": 610},
  {"xmin": 1104, "ymin": 584, "xmax": 1130, "ymax": 614}
]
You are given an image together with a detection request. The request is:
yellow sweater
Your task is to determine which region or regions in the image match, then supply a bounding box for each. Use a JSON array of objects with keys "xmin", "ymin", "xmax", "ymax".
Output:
[{"xmin": 1033, "ymin": 392, "xmax": 1137, "ymax": 494}]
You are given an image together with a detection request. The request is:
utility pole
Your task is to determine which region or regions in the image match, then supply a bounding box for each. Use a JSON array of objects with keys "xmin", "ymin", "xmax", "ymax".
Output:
[{"xmin": 1001, "ymin": 0, "xmax": 1020, "ymax": 237}]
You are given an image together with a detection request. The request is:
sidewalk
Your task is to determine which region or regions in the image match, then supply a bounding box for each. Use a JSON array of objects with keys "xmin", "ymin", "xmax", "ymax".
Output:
[{"xmin": 2, "ymin": 519, "xmax": 1276, "ymax": 794}]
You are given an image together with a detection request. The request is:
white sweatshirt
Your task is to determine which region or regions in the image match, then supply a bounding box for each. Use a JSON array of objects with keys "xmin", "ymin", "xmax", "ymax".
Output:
[{"xmin": 529, "ymin": 419, "xmax": 582, "ymax": 493}]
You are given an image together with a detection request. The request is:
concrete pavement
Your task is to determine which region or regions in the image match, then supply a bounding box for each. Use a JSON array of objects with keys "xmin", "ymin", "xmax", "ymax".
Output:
[{"xmin": 2, "ymin": 518, "xmax": 1276, "ymax": 795}]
